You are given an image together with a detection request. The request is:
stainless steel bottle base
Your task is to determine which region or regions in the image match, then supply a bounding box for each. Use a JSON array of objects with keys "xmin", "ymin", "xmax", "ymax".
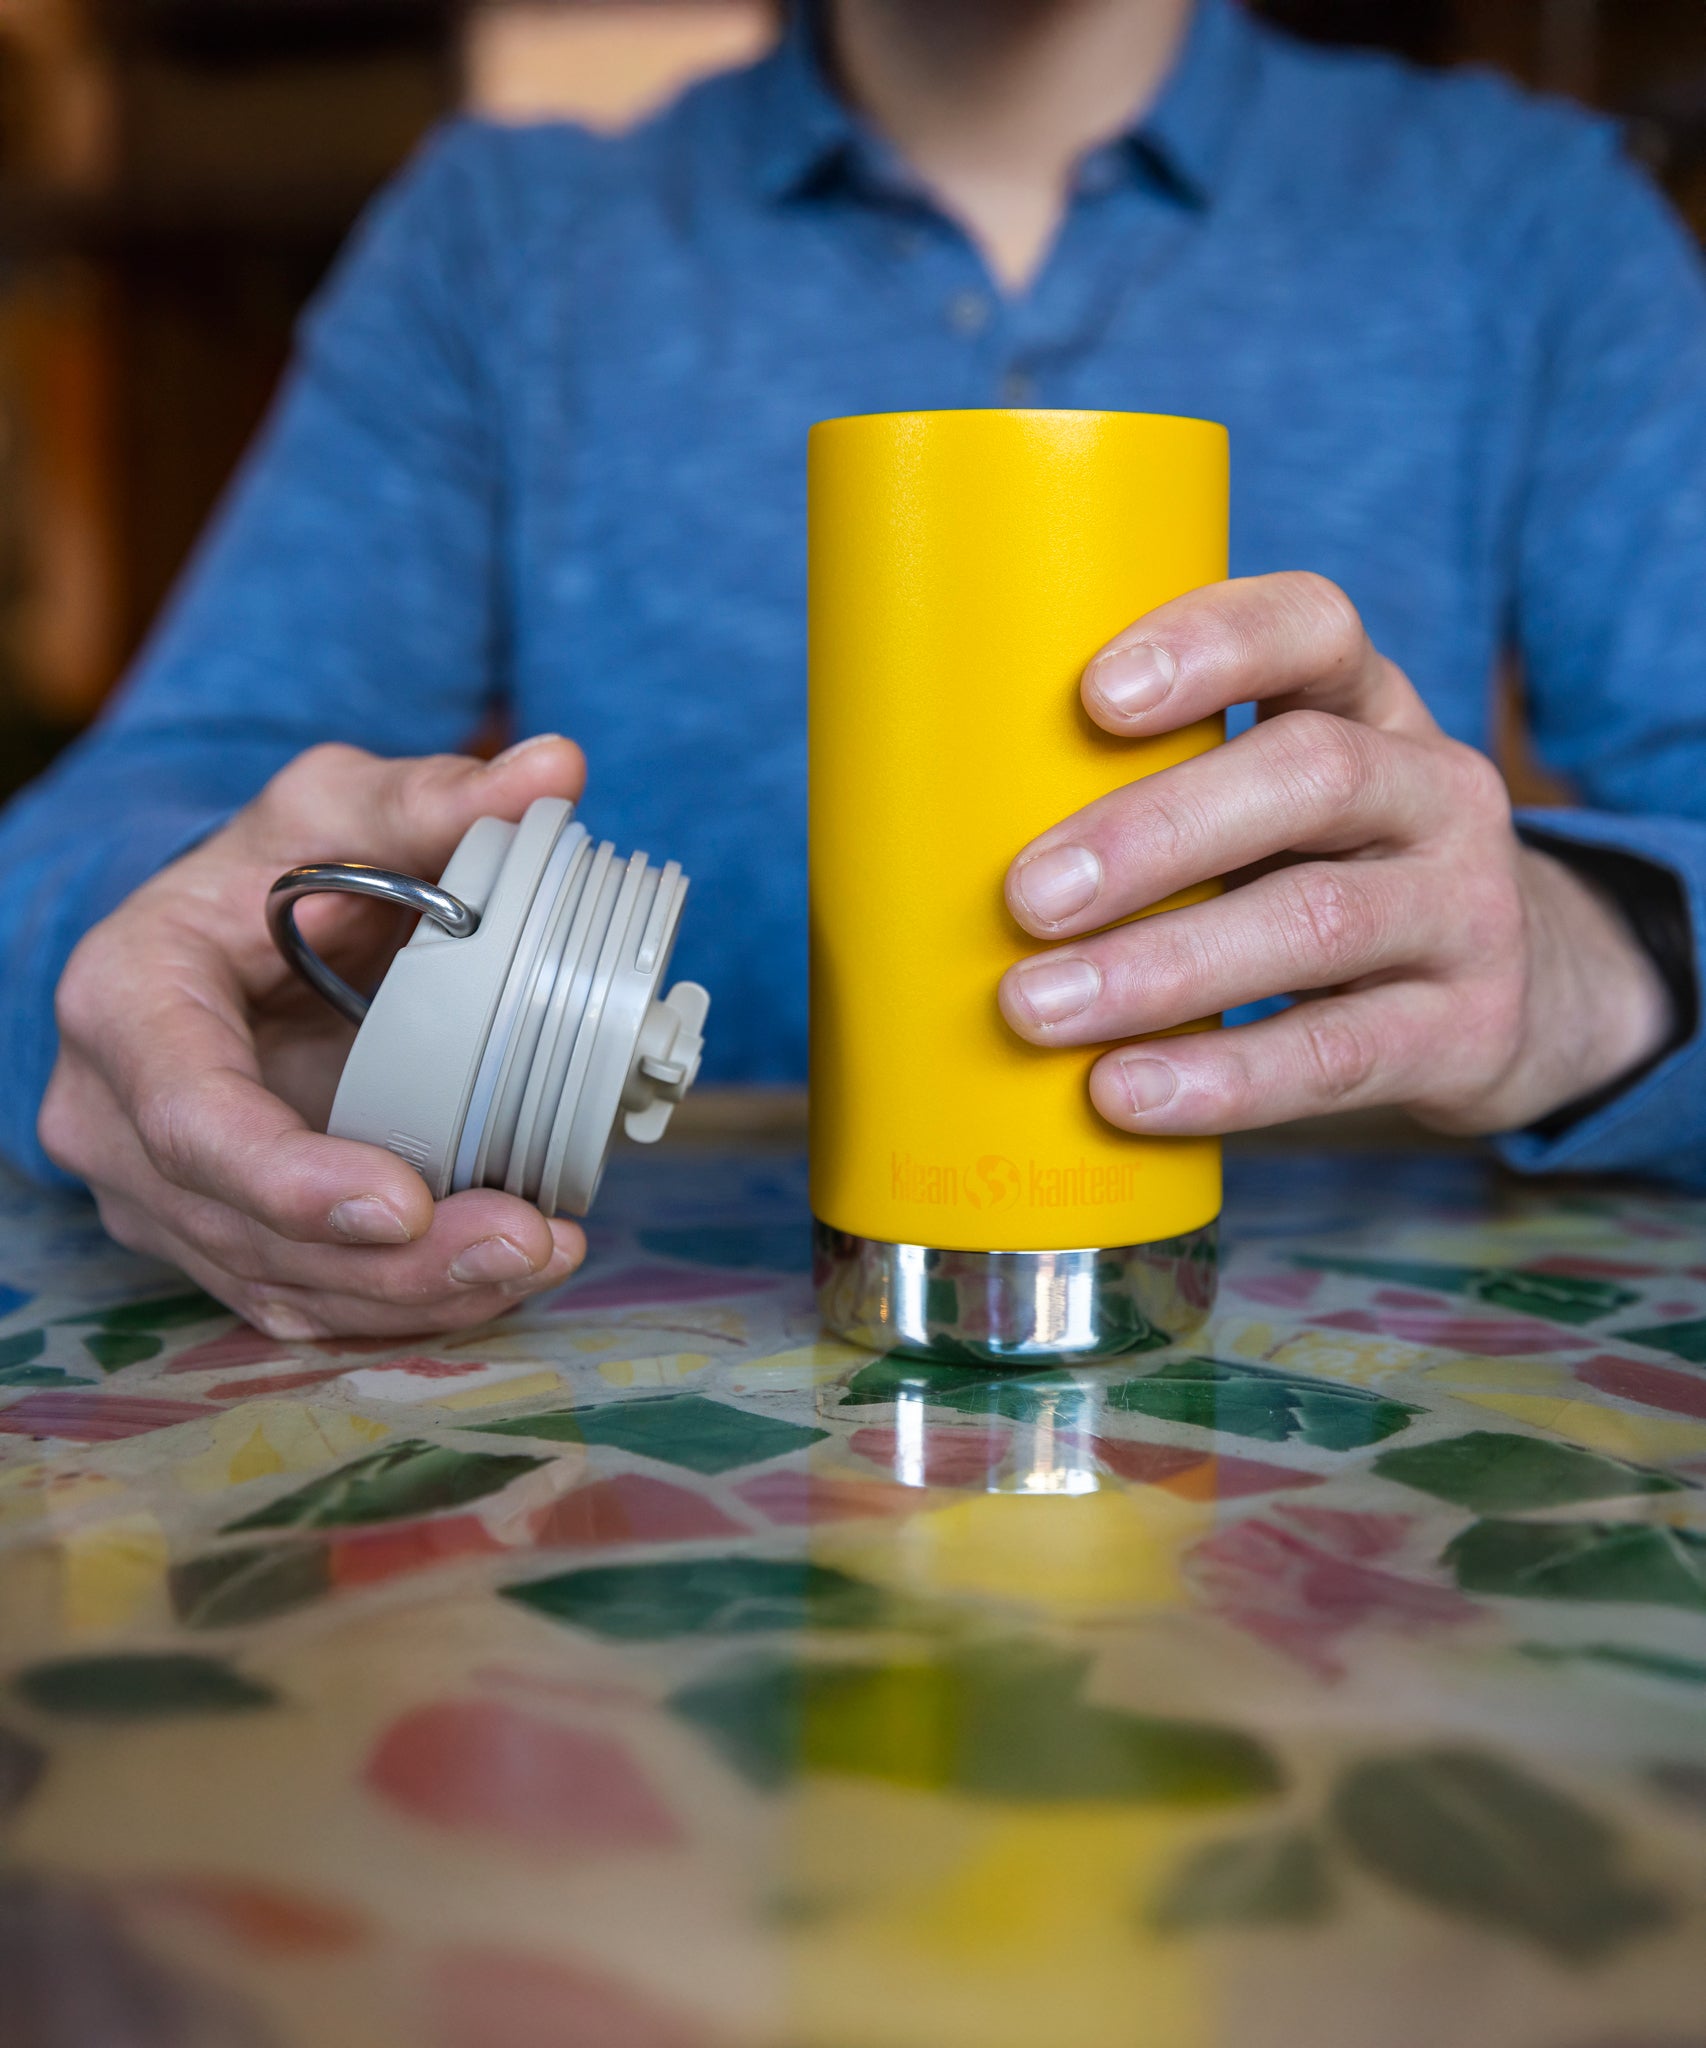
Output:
[{"xmin": 813, "ymin": 1219, "xmax": 1218, "ymax": 1365}]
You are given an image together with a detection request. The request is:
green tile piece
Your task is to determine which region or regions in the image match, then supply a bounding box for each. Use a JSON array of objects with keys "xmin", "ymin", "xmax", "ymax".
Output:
[
  {"xmin": 1375, "ymin": 1431, "xmax": 1684, "ymax": 1512},
  {"xmin": 60, "ymin": 1291, "xmax": 225, "ymax": 1334},
  {"xmin": 14, "ymin": 1652, "xmax": 277, "ymax": 1719},
  {"xmin": 505, "ymin": 1555, "xmax": 890, "ymax": 1641},
  {"xmin": 171, "ymin": 1542, "xmax": 331, "ymax": 1629},
  {"xmin": 0, "ymin": 1331, "xmax": 46, "ymax": 1373},
  {"xmin": 1103, "ymin": 1356, "xmax": 1418, "ymax": 1451},
  {"xmin": 1620, "ymin": 1318, "xmax": 1706, "ymax": 1365},
  {"xmin": 839, "ymin": 1356, "xmax": 1073, "ymax": 1413},
  {"xmin": 1520, "ymin": 1641, "xmax": 1706, "ymax": 1687},
  {"xmin": 1149, "ymin": 1829, "xmax": 1333, "ymax": 1931},
  {"xmin": 637, "ymin": 1224, "xmax": 813, "ymax": 1272},
  {"xmin": 1444, "ymin": 1518, "xmax": 1706, "ymax": 1614},
  {"xmin": 672, "ymin": 1644, "xmax": 1282, "ymax": 1804},
  {"xmin": 1295, "ymin": 1256, "xmax": 1637, "ymax": 1325},
  {"xmin": 222, "ymin": 1438, "xmax": 546, "ymax": 1533},
  {"xmin": 1330, "ymin": 1747, "xmax": 1671, "ymax": 1960},
  {"xmin": 82, "ymin": 1331, "xmax": 162, "ymax": 1374},
  {"xmin": 479, "ymin": 1395, "xmax": 827, "ymax": 1475}
]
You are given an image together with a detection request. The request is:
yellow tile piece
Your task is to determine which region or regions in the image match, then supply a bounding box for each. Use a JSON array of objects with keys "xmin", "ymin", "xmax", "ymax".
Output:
[
  {"xmin": 820, "ymin": 1485, "xmax": 1202, "ymax": 1613},
  {"xmin": 434, "ymin": 1370, "xmax": 561, "ymax": 1411},
  {"xmin": 1421, "ymin": 1357, "xmax": 1573, "ymax": 1394},
  {"xmin": 729, "ymin": 1340, "xmax": 871, "ymax": 1391},
  {"xmin": 63, "ymin": 1510, "xmax": 168, "ymax": 1634},
  {"xmin": 597, "ymin": 1352, "xmax": 713, "ymax": 1389},
  {"xmin": 177, "ymin": 1402, "xmax": 389, "ymax": 1496},
  {"xmin": 1457, "ymin": 1390, "xmax": 1706, "ymax": 1462}
]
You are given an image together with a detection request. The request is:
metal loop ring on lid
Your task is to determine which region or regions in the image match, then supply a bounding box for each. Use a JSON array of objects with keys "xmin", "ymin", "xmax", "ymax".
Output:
[{"xmin": 267, "ymin": 864, "xmax": 481, "ymax": 1027}]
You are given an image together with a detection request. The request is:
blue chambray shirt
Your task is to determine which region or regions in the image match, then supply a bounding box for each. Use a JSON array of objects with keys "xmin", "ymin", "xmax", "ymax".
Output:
[{"xmin": 2, "ymin": 0, "xmax": 1704, "ymax": 1183}]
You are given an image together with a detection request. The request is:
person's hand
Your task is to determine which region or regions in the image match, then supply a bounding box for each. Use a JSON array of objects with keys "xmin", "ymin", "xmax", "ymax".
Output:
[
  {"xmin": 40, "ymin": 737, "xmax": 590, "ymax": 1339},
  {"xmin": 999, "ymin": 574, "xmax": 1675, "ymax": 1137}
]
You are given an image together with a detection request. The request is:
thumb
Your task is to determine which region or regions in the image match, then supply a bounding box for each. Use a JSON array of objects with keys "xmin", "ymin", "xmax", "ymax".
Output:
[{"xmin": 243, "ymin": 736, "xmax": 587, "ymax": 880}]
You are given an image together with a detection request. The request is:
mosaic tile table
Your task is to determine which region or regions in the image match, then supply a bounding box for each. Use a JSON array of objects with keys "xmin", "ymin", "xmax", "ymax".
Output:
[{"xmin": 2, "ymin": 1145, "xmax": 1705, "ymax": 2048}]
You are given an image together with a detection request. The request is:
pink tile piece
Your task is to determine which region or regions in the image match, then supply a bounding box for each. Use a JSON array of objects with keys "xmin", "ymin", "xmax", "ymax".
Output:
[
  {"xmin": 1227, "ymin": 1270, "xmax": 1323, "ymax": 1308},
  {"xmin": 534, "ymin": 1473, "xmax": 742, "ymax": 1549},
  {"xmin": 366, "ymin": 1699, "xmax": 679, "ymax": 1852},
  {"xmin": 433, "ymin": 1945, "xmax": 709, "ymax": 2048},
  {"xmin": 1575, "ymin": 1352, "xmax": 1706, "ymax": 1421},
  {"xmin": 735, "ymin": 1469, "xmax": 913, "ymax": 1524},
  {"xmin": 0, "ymin": 1391, "xmax": 213, "ymax": 1442},
  {"xmin": 1188, "ymin": 1514, "xmax": 1477, "ymax": 1679},
  {"xmin": 1308, "ymin": 1308, "xmax": 1586, "ymax": 1355}
]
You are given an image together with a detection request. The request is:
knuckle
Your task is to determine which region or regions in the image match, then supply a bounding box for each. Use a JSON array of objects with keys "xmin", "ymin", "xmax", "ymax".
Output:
[
  {"xmin": 1443, "ymin": 740, "xmax": 1511, "ymax": 824},
  {"xmin": 1282, "ymin": 572, "xmax": 1365, "ymax": 663},
  {"xmin": 1281, "ymin": 865, "xmax": 1373, "ymax": 975},
  {"xmin": 1297, "ymin": 1003, "xmax": 1381, "ymax": 1103},
  {"xmin": 1274, "ymin": 709, "xmax": 1372, "ymax": 813}
]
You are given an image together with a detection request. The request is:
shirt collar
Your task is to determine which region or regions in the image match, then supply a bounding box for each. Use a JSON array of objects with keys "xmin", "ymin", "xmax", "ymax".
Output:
[{"xmin": 747, "ymin": 0, "xmax": 1262, "ymax": 209}]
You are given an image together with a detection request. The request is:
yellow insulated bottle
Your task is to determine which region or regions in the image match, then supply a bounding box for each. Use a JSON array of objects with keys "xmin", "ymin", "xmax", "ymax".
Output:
[{"xmin": 809, "ymin": 409, "xmax": 1228, "ymax": 1362}]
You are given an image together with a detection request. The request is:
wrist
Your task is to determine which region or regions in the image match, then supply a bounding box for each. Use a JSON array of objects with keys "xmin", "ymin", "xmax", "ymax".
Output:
[{"xmin": 1517, "ymin": 844, "xmax": 1676, "ymax": 1119}]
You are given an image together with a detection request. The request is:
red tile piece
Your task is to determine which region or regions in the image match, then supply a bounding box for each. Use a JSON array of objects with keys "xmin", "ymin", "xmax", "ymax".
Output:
[
  {"xmin": 0, "ymin": 1392, "xmax": 212, "ymax": 1442},
  {"xmin": 1094, "ymin": 1437, "xmax": 1324, "ymax": 1500},
  {"xmin": 534, "ymin": 1473, "xmax": 742, "ymax": 1549},
  {"xmin": 330, "ymin": 1512, "xmax": 508, "ymax": 1589},
  {"xmin": 366, "ymin": 1699, "xmax": 680, "ymax": 1852},
  {"xmin": 134, "ymin": 1874, "xmax": 370, "ymax": 1954},
  {"xmin": 205, "ymin": 1367, "xmax": 352, "ymax": 1401},
  {"xmin": 1525, "ymin": 1255, "xmax": 1661, "ymax": 1280},
  {"xmin": 1575, "ymin": 1352, "xmax": 1706, "ymax": 1421},
  {"xmin": 165, "ymin": 1327, "xmax": 289, "ymax": 1375},
  {"xmin": 848, "ymin": 1423, "xmax": 1009, "ymax": 1489},
  {"xmin": 358, "ymin": 1355, "xmax": 484, "ymax": 1379},
  {"xmin": 1092, "ymin": 1439, "xmax": 1207, "ymax": 1489},
  {"xmin": 735, "ymin": 1469, "xmax": 914, "ymax": 1524},
  {"xmin": 433, "ymin": 1945, "xmax": 710, "ymax": 2048}
]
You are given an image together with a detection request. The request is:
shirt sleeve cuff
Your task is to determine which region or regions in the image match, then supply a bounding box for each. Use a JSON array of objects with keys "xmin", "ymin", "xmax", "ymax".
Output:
[{"xmin": 1497, "ymin": 807, "xmax": 1706, "ymax": 1187}]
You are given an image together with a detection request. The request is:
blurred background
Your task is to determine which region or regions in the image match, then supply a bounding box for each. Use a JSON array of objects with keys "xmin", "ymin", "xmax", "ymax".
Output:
[{"xmin": 0, "ymin": 0, "xmax": 1702, "ymax": 800}]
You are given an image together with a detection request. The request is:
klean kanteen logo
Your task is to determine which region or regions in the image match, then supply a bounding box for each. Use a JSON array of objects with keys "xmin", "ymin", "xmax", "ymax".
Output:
[
  {"xmin": 963, "ymin": 1153, "xmax": 1022, "ymax": 1212},
  {"xmin": 891, "ymin": 1152, "xmax": 1143, "ymax": 1209}
]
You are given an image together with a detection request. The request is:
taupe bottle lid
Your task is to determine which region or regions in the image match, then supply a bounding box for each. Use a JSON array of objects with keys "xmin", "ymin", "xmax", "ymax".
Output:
[{"xmin": 270, "ymin": 797, "xmax": 708, "ymax": 1216}]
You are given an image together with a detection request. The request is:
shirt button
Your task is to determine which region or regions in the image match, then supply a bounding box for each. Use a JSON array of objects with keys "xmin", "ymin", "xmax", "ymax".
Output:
[
  {"xmin": 1077, "ymin": 153, "xmax": 1119, "ymax": 198},
  {"xmin": 1001, "ymin": 369, "xmax": 1035, "ymax": 405},
  {"xmin": 947, "ymin": 289, "xmax": 992, "ymax": 336},
  {"xmin": 891, "ymin": 226, "xmax": 924, "ymax": 259}
]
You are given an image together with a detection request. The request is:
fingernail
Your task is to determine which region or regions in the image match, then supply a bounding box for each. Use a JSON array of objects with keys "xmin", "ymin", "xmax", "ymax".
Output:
[
  {"xmin": 1087, "ymin": 642, "xmax": 1176, "ymax": 722},
  {"xmin": 1011, "ymin": 954, "xmax": 1100, "ymax": 1027},
  {"xmin": 1013, "ymin": 844, "xmax": 1101, "ymax": 928},
  {"xmin": 1115, "ymin": 1056, "xmax": 1178, "ymax": 1116},
  {"xmin": 450, "ymin": 1235, "xmax": 537, "ymax": 1285},
  {"xmin": 499, "ymin": 1246, "xmax": 576, "ymax": 1298},
  {"xmin": 250, "ymin": 1300, "xmax": 318, "ymax": 1342},
  {"xmin": 329, "ymin": 1196, "xmax": 412, "ymax": 1245},
  {"xmin": 489, "ymin": 732, "xmax": 567, "ymax": 769}
]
